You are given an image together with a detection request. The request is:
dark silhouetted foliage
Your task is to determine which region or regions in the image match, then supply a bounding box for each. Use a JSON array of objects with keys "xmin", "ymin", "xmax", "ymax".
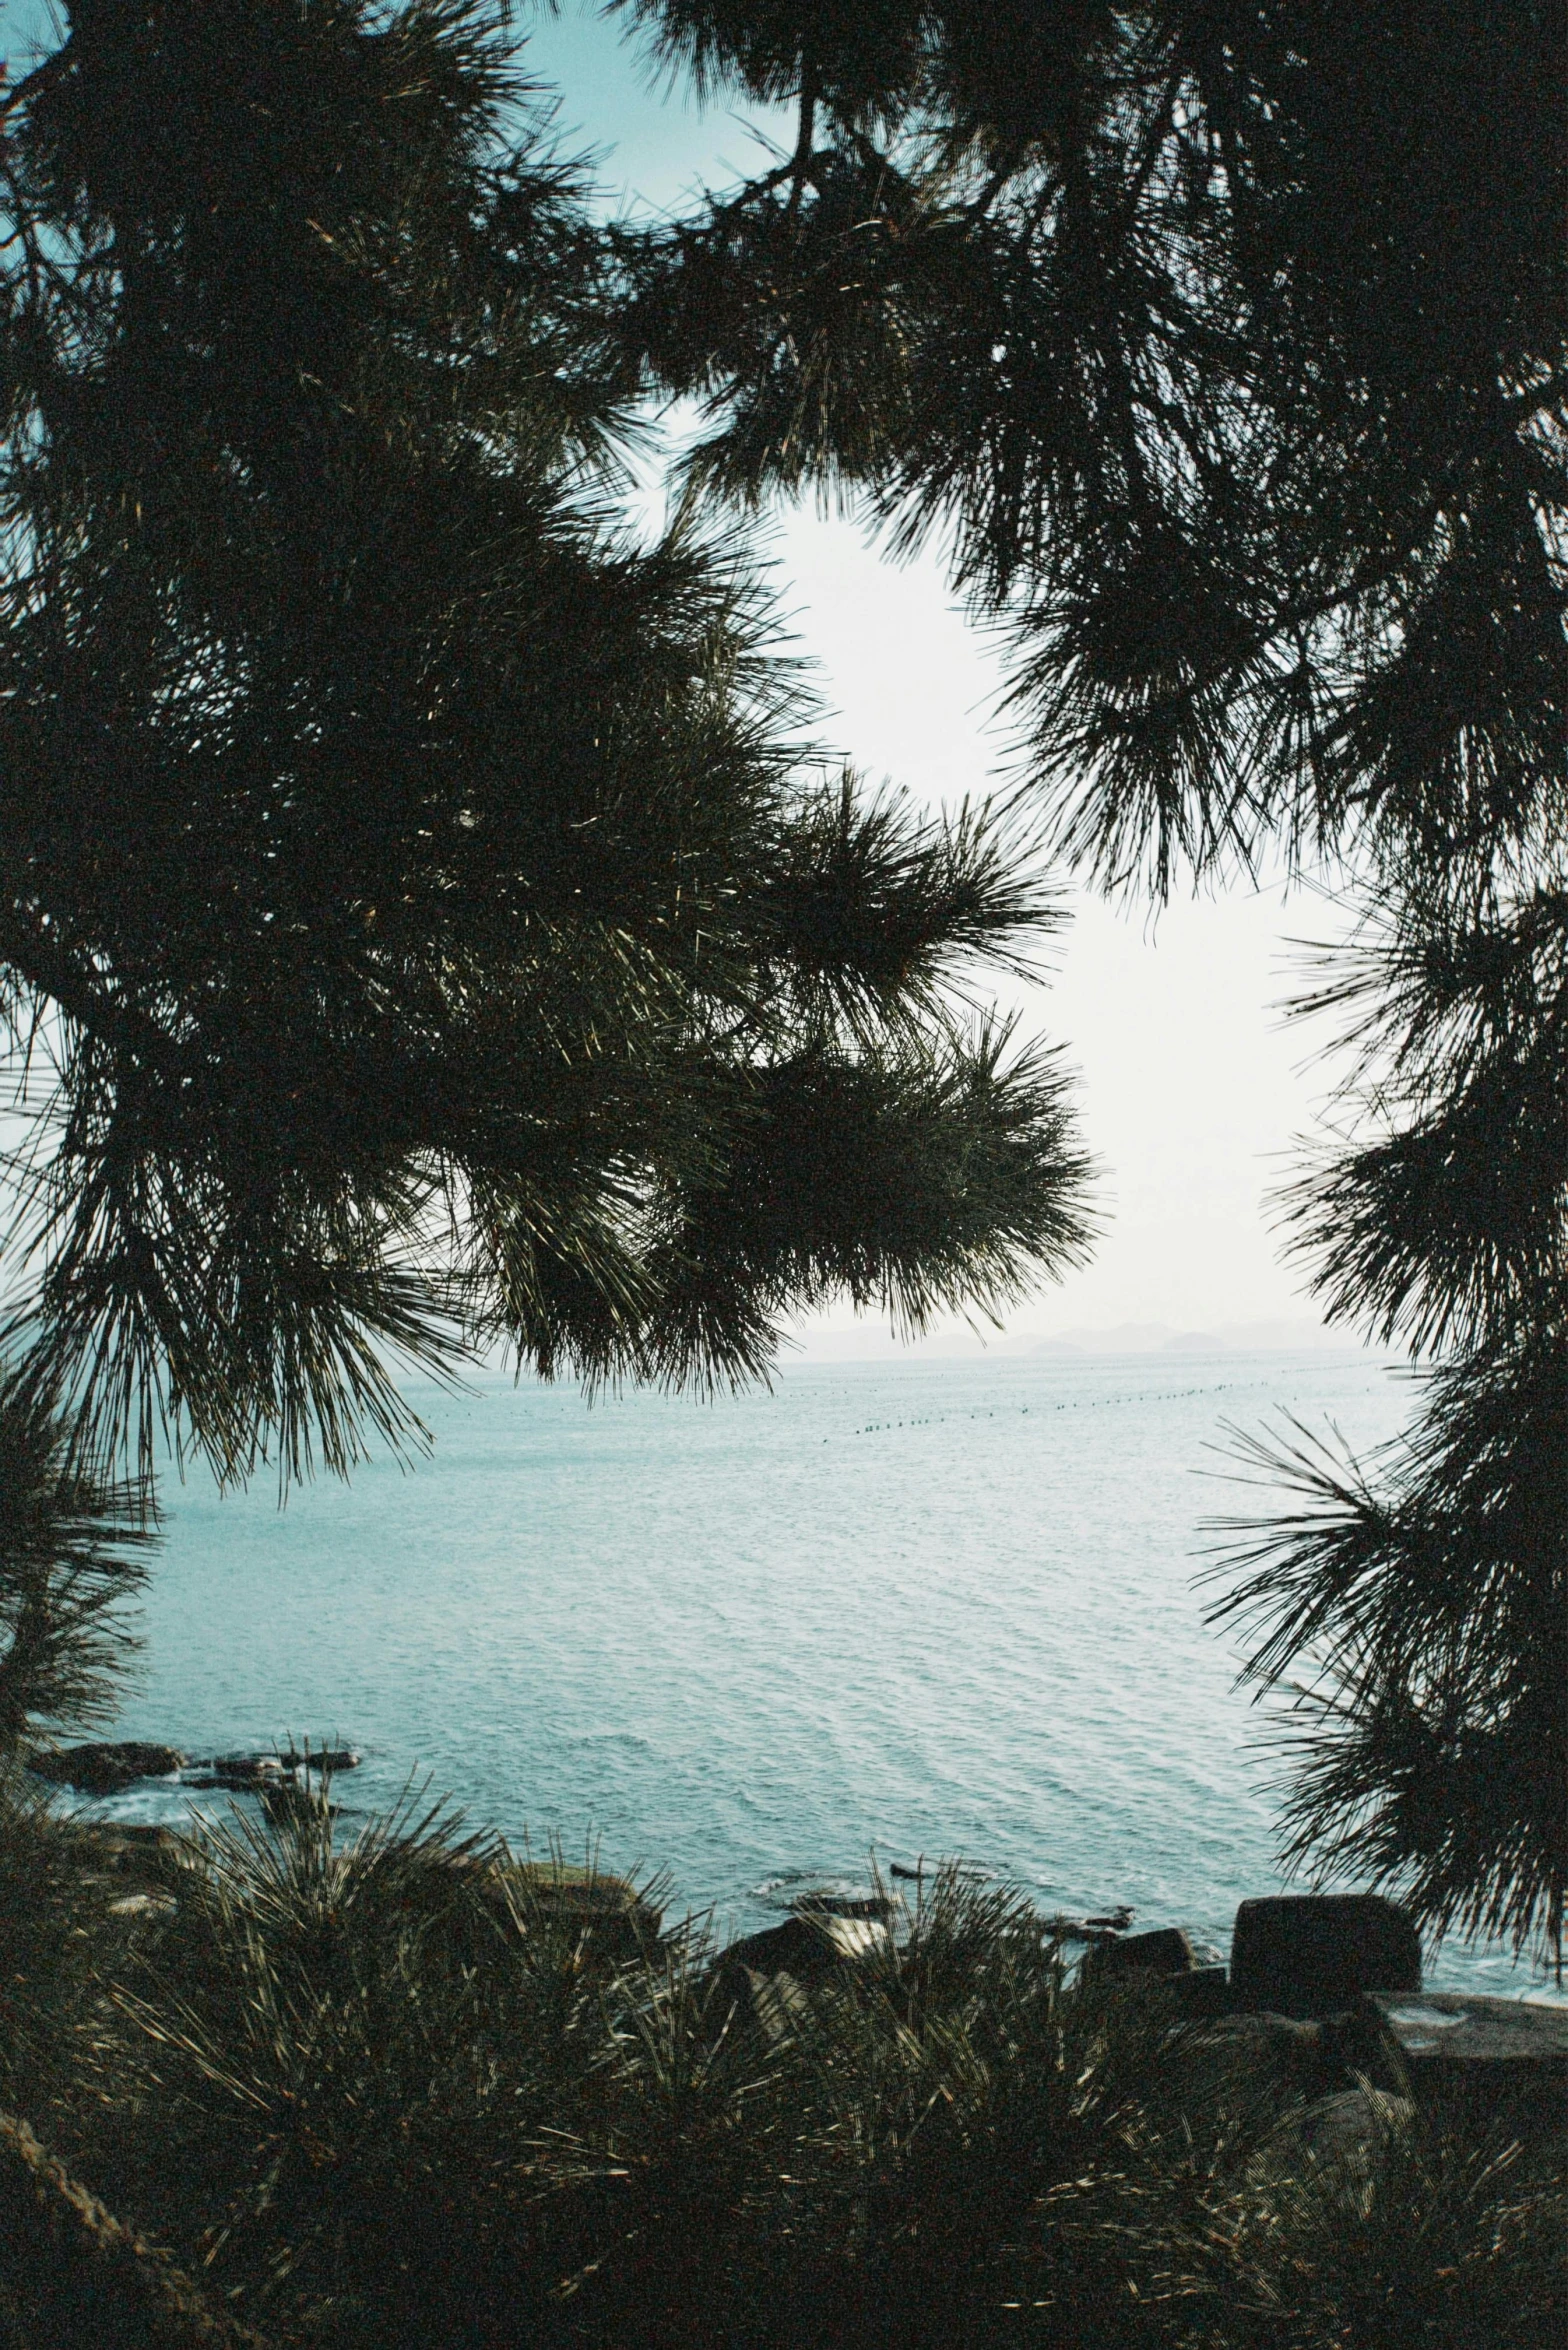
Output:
[
  {"xmin": 615, "ymin": 0, "xmax": 1567, "ymax": 1966},
  {"xmin": 618, "ymin": 0, "xmax": 1565, "ymax": 892},
  {"xmin": 0, "ymin": 0, "xmax": 1094, "ymax": 1491},
  {"xmin": 0, "ymin": 1361, "xmax": 150, "ymax": 1757},
  {"xmin": 1209, "ymin": 1319, "xmax": 1566, "ymax": 1961}
]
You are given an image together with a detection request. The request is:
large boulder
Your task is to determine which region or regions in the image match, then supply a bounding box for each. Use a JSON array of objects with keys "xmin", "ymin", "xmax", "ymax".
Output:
[
  {"xmin": 1230, "ymin": 1894, "xmax": 1420, "ymax": 2018},
  {"xmin": 182, "ymin": 1755, "xmax": 292, "ymax": 1791},
  {"xmin": 77, "ymin": 1823, "xmax": 179, "ymax": 1875},
  {"xmin": 791, "ymin": 1892, "xmax": 900, "ymax": 1922},
  {"xmin": 1197, "ymin": 2011, "xmax": 1342, "ymax": 2099},
  {"xmin": 1363, "ymin": 1991, "xmax": 1568, "ymax": 2139},
  {"xmin": 1088, "ymin": 1926, "xmax": 1196, "ymax": 1978},
  {"xmin": 709, "ymin": 1911, "xmax": 892, "ymax": 2041},
  {"xmin": 25, "ymin": 1743, "xmax": 185, "ymax": 1796},
  {"xmin": 181, "ymin": 1746, "xmax": 361, "ymax": 1783},
  {"xmin": 1082, "ymin": 1927, "xmax": 1234, "ymax": 2014}
]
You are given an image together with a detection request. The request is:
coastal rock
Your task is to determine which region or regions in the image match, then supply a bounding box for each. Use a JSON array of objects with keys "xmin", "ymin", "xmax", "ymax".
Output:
[
  {"xmin": 790, "ymin": 1892, "xmax": 900, "ymax": 1922},
  {"xmin": 1043, "ymin": 1914, "xmax": 1122, "ymax": 1945},
  {"xmin": 1088, "ymin": 1925, "xmax": 1195, "ymax": 1978},
  {"xmin": 1081, "ymin": 1926, "xmax": 1237, "ymax": 2017},
  {"xmin": 1170, "ymin": 1965, "xmax": 1232, "ymax": 2017},
  {"xmin": 25, "ymin": 1742, "xmax": 185, "ymax": 1795},
  {"xmin": 1230, "ymin": 1894, "xmax": 1420, "ymax": 2018},
  {"xmin": 721, "ymin": 1909, "xmax": 891, "ymax": 1985},
  {"xmin": 187, "ymin": 1755, "xmax": 287, "ymax": 1790},
  {"xmin": 1198, "ymin": 2011, "xmax": 1340, "ymax": 2100},
  {"xmin": 497, "ymin": 1863, "xmax": 663, "ymax": 1960},
  {"xmin": 279, "ymin": 1745, "xmax": 360, "ymax": 1774},
  {"xmin": 75, "ymin": 1824, "xmax": 178, "ymax": 1873},
  {"xmin": 257, "ymin": 1778, "xmax": 340, "ymax": 1823},
  {"xmin": 182, "ymin": 1747, "xmax": 360, "ymax": 1789},
  {"xmin": 1363, "ymin": 1991, "xmax": 1568, "ymax": 2136},
  {"xmin": 713, "ymin": 1911, "xmax": 894, "ymax": 2041}
]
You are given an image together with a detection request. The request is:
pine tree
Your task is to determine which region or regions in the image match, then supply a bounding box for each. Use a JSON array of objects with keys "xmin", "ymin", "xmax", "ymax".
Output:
[
  {"xmin": 615, "ymin": 0, "xmax": 1567, "ymax": 1963},
  {"xmin": 617, "ymin": 0, "xmax": 1562, "ymax": 890},
  {"xmin": 0, "ymin": 1362, "xmax": 150, "ymax": 1757},
  {"xmin": 1206, "ymin": 867, "xmax": 1566, "ymax": 1966},
  {"xmin": 0, "ymin": 0, "xmax": 1094, "ymax": 1491}
]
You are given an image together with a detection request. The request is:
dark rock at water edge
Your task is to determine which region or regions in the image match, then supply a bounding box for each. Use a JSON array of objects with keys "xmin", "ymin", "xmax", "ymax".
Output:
[
  {"xmin": 1087, "ymin": 1925, "xmax": 1195, "ymax": 1979},
  {"xmin": 888, "ymin": 1860, "xmax": 990, "ymax": 1887},
  {"xmin": 23, "ymin": 1739, "xmax": 361, "ymax": 1799},
  {"xmin": 181, "ymin": 1756, "xmax": 286, "ymax": 1791},
  {"xmin": 189, "ymin": 1747, "xmax": 360, "ymax": 1781},
  {"xmin": 1041, "ymin": 1902, "xmax": 1140, "ymax": 1945},
  {"xmin": 1231, "ymin": 1894, "xmax": 1421, "ymax": 2019},
  {"xmin": 1170, "ymin": 1965, "xmax": 1233, "ymax": 2017},
  {"xmin": 497, "ymin": 1860, "xmax": 657, "ymax": 1917},
  {"xmin": 487, "ymin": 1861, "xmax": 665, "ymax": 1962},
  {"xmin": 256, "ymin": 1778, "xmax": 341, "ymax": 1823},
  {"xmin": 720, "ymin": 1910, "xmax": 892, "ymax": 1987},
  {"xmin": 214, "ymin": 1755, "xmax": 284, "ymax": 1782},
  {"xmin": 279, "ymin": 1745, "xmax": 360, "ymax": 1774},
  {"xmin": 790, "ymin": 1891, "xmax": 900, "ymax": 1922},
  {"xmin": 1083, "ymin": 1930, "xmax": 1236, "ymax": 2020},
  {"xmin": 25, "ymin": 1743, "xmax": 186, "ymax": 1795}
]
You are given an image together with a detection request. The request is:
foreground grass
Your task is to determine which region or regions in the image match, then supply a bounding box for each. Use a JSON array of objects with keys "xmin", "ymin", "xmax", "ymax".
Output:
[{"xmin": 0, "ymin": 1771, "xmax": 1561, "ymax": 2350}]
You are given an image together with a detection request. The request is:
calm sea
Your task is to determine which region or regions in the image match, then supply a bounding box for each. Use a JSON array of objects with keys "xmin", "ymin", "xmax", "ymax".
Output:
[{"xmin": 80, "ymin": 1349, "xmax": 1552, "ymax": 1997}]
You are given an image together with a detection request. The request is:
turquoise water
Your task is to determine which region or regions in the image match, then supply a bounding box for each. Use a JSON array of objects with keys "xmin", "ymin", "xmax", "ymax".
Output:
[{"xmin": 83, "ymin": 1349, "xmax": 1546, "ymax": 1995}]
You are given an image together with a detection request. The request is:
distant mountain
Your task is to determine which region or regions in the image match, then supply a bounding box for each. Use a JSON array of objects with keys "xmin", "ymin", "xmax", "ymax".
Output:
[
  {"xmin": 1036, "ymin": 1322, "xmax": 1179, "ymax": 1354},
  {"xmin": 1213, "ymin": 1318, "xmax": 1373, "ymax": 1353}
]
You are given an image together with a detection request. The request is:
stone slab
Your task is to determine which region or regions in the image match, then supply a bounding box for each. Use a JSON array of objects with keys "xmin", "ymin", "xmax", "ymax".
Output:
[
  {"xmin": 1366, "ymin": 1991, "xmax": 1568, "ymax": 2066},
  {"xmin": 1170, "ymin": 1965, "xmax": 1232, "ymax": 2017},
  {"xmin": 1364, "ymin": 1992, "xmax": 1568, "ymax": 2137}
]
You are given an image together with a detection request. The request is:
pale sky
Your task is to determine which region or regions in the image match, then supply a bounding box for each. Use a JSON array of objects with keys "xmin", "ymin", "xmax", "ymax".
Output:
[{"xmin": 521, "ymin": 4, "xmax": 1360, "ymax": 1352}]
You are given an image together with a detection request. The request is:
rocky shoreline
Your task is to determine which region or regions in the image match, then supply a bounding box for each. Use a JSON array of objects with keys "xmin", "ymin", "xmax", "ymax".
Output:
[
  {"xmin": 25, "ymin": 1738, "xmax": 362, "ymax": 1798},
  {"xmin": 32, "ymin": 1737, "xmax": 1567, "ymax": 2146}
]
